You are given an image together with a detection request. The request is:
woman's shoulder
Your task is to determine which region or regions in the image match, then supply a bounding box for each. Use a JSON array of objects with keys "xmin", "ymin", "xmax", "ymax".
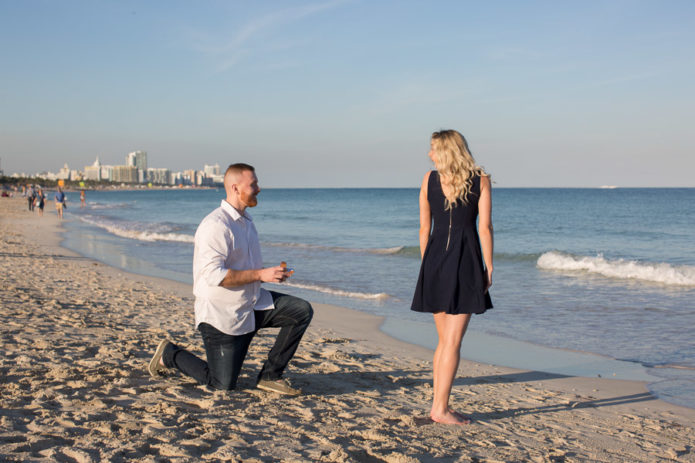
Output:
[
  {"xmin": 478, "ymin": 172, "xmax": 491, "ymax": 187},
  {"xmin": 421, "ymin": 170, "xmax": 436, "ymax": 185}
]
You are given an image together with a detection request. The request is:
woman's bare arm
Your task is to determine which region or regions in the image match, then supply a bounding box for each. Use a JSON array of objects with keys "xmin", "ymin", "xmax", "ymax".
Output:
[
  {"xmin": 478, "ymin": 175, "xmax": 494, "ymax": 291},
  {"xmin": 419, "ymin": 171, "xmax": 432, "ymax": 259}
]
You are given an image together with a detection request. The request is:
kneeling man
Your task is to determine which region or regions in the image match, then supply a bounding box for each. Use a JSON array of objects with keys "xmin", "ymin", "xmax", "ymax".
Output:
[{"xmin": 149, "ymin": 163, "xmax": 313, "ymax": 395}]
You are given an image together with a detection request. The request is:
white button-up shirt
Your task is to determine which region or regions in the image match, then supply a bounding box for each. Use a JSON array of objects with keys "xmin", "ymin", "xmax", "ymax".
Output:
[{"xmin": 193, "ymin": 200, "xmax": 274, "ymax": 335}]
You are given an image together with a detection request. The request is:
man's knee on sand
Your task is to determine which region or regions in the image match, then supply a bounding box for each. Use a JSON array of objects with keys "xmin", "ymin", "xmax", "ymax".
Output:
[{"xmin": 297, "ymin": 299, "xmax": 314, "ymax": 325}]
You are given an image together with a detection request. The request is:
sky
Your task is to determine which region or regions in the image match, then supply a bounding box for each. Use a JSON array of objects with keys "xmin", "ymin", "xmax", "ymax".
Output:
[{"xmin": 1, "ymin": 0, "xmax": 694, "ymax": 187}]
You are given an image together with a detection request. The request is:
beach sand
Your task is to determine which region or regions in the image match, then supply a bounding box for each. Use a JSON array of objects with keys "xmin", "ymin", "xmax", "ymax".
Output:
[{"xmin": 1, "ymin": 196, "xmax": 694, "ymax": 462}]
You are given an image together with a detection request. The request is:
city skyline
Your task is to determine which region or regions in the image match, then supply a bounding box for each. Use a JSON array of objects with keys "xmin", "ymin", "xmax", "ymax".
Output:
[
  {"xmin": 4, "ymin": 149, "xmax": 223, "ymax": 187},
  {"xmin": 2, "ymin": 1, "xmax": 695, "ymax": 187}
]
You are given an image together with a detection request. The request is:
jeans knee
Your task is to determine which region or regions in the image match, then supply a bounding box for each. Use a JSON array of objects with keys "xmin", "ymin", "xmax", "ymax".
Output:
[
  {"xmin": 209, "ymin": 368, "xmax": 236, "ymax": 390},
  {"xmin": 163, "ymin": 342, "xmax": 179, "ymax": 368},
  {"xmin": 211, "ymin": 378, "xmax": 236, "ymax": 391},
  {"xmin": 300, "ymin": 301, "xmax": 314, "ymax": 324}
]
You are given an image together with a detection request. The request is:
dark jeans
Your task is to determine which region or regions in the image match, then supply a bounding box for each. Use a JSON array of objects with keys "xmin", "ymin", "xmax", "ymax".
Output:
[{"xmin": 162, "ymin": 291, "xmax": 313, "ymax": 390}]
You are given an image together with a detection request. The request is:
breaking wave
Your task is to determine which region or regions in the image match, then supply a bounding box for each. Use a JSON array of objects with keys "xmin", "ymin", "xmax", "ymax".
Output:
[
  {"xmin": 78, "ymin": 216, "xmax": 194, "ymax": 243},
  {"xmin": 262, "ymin": 241, "xmax": 414, "ymax": 255},
  {"xmin": 537, "ymin": 251, "xmax": 695, "ymax": 286},
  {"xmin": 280, "ymin": 281, "xmax": 390, "ymax": 300}
]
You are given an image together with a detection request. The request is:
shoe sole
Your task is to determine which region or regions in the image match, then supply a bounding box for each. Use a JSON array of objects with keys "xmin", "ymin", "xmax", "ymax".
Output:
[
  {"xmin": 148, "ymin": 340, "xmax": 169, "ymax": 378},
  {"xmin": 256, "ymin": 382, "xmax": 301, "ymax": 396}
]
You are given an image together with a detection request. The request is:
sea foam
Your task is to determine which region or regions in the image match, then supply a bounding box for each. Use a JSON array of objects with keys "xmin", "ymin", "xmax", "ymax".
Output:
[
  {"xmin": 281, "ymin": 281, "xmax": 390, "ymax": 300},
  {"xmin": 79, "ymin": 216, "xmax": 194, "ymax": 243},
  {"xmin": 537, "ymin": 251, "xmax": 695, "ymax": 286},
  {"xmin": 262, "ymin": 241, "xmax": 407, "ymax": 255}
]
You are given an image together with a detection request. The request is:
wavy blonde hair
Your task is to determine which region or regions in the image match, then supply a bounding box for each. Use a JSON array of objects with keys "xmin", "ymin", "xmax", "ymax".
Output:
[{"xmin": 431, "ymin": 130, "xmax": 488, "ymax": 210}]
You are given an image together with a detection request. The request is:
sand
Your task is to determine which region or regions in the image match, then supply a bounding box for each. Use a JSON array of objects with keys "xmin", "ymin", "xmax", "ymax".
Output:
[{"xmin": 1, "ymin": 196, "xmax": 694, "ymax": 462}]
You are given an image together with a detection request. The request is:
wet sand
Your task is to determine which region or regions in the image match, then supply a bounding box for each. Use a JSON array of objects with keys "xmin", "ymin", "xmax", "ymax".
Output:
[{"xmin": 1, "ymin": 196, "xmax": 694, "ymax": 462}]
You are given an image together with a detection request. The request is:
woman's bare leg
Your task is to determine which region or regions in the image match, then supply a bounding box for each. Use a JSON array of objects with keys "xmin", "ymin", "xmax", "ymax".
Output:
[{"xmin": 431, "ymin": 312, "xmax": 471, "ymax": 424}]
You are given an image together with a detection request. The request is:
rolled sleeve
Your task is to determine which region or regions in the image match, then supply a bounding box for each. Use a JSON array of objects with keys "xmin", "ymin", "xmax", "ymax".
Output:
[{"xmin": 194, "ymin": 220, "xmax": 230, "ymax": 287}]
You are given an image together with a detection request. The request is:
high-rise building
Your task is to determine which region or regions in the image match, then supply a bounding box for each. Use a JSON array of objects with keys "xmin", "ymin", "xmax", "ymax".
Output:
[
  {"xmin": 112, "ymin": 166, "xmax": 138, "ymax": 183},
  {"xmin": 126, "ymin": 151, "xmax": 147, "ymax": 182},
  {"xmin": 183, "ymin": 169, "xmax": 197, "ymax": 186},
  {"xmin": 57, "ymin": 163, "xmax": 71, "ymax": 180},
  {"xmin": 147, "ymin": 168, "xmax": 172, "ymax": 185},
  {"xmin": 204, "ymin": 164, "xmax": 220, "ymax": 176},
  {"xmin": 100, "ymin": 165, "xmax": 114, "ymax": 182},
  {"xmin": 84, "ymin": 157, "xmax": 102, "ymax": 181}
]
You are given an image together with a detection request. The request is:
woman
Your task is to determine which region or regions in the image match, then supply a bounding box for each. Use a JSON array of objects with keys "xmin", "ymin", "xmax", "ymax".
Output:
[
  {"xmin": 35, "ymin": 187, "xmax": 46, "ymax": 217},
  {"xmin": 411, "ymin": 130, "xmax": 493, "ymax": 425}
]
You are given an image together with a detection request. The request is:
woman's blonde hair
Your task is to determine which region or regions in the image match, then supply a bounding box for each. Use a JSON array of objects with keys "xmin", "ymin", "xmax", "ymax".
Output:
[{"xmin": 431, "ymin": 130, "xmax": 488, "ymax": 209}]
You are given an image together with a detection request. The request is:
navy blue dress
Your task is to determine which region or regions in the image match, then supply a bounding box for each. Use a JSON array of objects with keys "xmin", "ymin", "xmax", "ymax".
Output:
[{"xmin": 411, "ymin": 171, "xmax": 493, "ymax": 314}]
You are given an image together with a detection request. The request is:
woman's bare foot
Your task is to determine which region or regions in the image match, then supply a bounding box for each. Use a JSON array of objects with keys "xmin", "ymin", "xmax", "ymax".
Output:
[
  {"xmin": 430, "ymin": 409, "xmax": 471, "ymax": 425},
  {"xmin": 448, "ymin": 407, "xmax": 471, "ymax": 422}
]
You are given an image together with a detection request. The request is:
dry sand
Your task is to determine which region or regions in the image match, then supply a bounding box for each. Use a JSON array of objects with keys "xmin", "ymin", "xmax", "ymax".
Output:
[{"xmin": 1, "ymin": 196, "xmax": 694, "ymax": 462}]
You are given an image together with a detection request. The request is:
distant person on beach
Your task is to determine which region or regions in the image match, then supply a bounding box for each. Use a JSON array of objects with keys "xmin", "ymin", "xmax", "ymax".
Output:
[
  {"xmin": 80, "ymin": 189, "xmax": 86, "ymax": 208},
  {"xmin": 149, "ymin": 163, "xmax": 313, "ymax": 395},
  {"xmin": 35, "ymin": 187, "xmax": 46, "ymax": 216},
  {"xmin": 27, "ymin": 185, "xmax": 36, "ymax": 211},
  {"xmin": 411, "ymin": 130, "xmax": 494, "ymax": 425},
  {"xmin": 54, "ymin": 187, "xmax": 66, "ymax": 219}
]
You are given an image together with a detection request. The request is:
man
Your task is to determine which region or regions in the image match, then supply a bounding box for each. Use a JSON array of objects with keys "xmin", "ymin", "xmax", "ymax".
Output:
[
  {"xmin": 27, "ymin": 184, "xmax": 36, "ymax": 211},
  {"xmin": 148, "ymin": 163, "xmax": 313, "ymax": 395},
  {"xmin": 54, "ymin": 187, "xmax": 66, "ymax": 219}
]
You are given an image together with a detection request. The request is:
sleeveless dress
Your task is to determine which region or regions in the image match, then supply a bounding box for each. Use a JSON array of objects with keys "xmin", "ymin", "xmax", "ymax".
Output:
[{"xmin": 411, "ymin": 171, "xmax": 493, "ymax": 314}]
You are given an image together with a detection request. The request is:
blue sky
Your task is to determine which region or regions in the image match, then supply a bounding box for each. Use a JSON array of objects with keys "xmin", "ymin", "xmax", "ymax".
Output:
[{"xmin": 2, "ymin": 0, "xmax": 694, "ymax": 187}]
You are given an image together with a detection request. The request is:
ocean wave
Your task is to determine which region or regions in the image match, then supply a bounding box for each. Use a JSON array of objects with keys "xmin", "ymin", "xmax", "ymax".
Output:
[
  {"xmin": 262, "ymin": 241, "xmax": 411, "ymax": 255},
  {"xmin": 495, "ymin": 252, "xmax": 541, "ymax": 263},
  {"xmin": 281, "ymin": 281, "xmax": 390, "ymax": 300},
  {"xmin": 537, "ymin": 251, "xmax": 695, "ymax": 286},
  {"xmin": 85, "ymin": 201, "xmax": 132, "ymax": 210},
  {"xmin": 78, "ymin": 216, "xmax": 194, "ymax": 243}
]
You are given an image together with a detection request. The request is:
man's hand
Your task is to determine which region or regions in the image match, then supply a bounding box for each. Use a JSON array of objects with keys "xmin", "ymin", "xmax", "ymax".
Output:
[
  {"xmin": 259, "ymin": 265, "xmax": 292, "ymax": 283},
  {"xmin": 220, "ymin": 264, "xmax": 293, "ymax": 287}
]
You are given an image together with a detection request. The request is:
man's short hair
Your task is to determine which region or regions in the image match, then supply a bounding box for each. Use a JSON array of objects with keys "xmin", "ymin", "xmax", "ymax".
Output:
[{"xmin": 225, "ymin": 163, "xmax": 255, "ymax": 178}]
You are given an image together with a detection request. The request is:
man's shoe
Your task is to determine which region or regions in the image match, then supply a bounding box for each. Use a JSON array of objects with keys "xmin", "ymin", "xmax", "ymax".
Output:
[
  {"xmin": 148, "ymin": 339, "xmax": 171, "ymax": 378},
  {"xmin": 256, "ymin": 378, "xmax": 301, "ymax": 396}
]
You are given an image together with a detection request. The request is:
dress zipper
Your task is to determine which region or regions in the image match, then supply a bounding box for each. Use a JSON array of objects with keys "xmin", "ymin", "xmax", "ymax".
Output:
[{"xmin": 445, "ymin": 208, "xmax": 452, "ymax": 251}]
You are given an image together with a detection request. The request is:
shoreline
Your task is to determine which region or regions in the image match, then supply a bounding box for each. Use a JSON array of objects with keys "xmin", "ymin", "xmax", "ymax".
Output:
[
  {"xmin": 2, "ymin": 196, "xmax": 694, "ymax": 461},
  {"xmin": 56, "ymin": 191, "xmax": 692, "ymax": 405}
]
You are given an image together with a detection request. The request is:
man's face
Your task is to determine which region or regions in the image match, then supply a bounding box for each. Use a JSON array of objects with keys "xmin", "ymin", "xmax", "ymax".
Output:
[{"xmin": 236, "ymin": 170, "xmax": 261, "ymax": 208}]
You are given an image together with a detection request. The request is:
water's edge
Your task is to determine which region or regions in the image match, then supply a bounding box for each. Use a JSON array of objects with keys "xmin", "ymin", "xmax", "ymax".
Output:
[{"xmin": 58, "ymin": 219, "xmax": 694, "ymax": 410}]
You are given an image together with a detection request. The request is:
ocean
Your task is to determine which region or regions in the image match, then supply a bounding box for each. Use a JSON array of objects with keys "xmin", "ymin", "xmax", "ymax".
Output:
[{"xmin": 58, "ymin": 187, "xmax": 695, "ymax": 408}]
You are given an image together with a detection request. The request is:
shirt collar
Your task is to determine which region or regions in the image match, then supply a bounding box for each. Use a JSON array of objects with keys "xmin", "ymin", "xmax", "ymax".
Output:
[{"xmin": 220, "ymin": 199, "xmax": 253, "ymax": 222}]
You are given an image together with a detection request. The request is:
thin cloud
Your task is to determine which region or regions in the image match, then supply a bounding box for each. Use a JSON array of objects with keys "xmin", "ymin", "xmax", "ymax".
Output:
[
  {"xmin": 187, "ymin": 0, "xmax": 350, "ymax": 71},
  {"xmin": 590, "ymin": 70, "xmax": 662, "ymax": 88}
]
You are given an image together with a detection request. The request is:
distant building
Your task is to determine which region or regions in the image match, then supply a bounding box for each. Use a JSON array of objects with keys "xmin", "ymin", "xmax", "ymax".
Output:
[
  {"xmin": 35, "ymin": 171, "xmax": 57, "ymax": 181},
  {"xmin": 126, "ymin": 151, "xmax": 147, "ymax": 183},
  {"xmin": 182, "ymin": 169, "xmax": 197, "ymax": 186},
  {"xmin": 112, "ymin": 165, "xmax": 138, "ymax": 183},
  {"xmin": 57, "ymin": 163, "xmax": 71, "ymax": 180},
  {"xmin": 126, "ymin": 150, "xmax": 147, "ymax": 170},
  {"xmin": 84, "ymin": 157, "xmax": 102, "ymax": 181},
  {"xmin": 147, "ymin": 167, "xmax": 172, "ymax": 185},
  {"xmin": 204, "ymin": 164, "xmax": 220, "ymax": 176},
  {"xmin": 101, "ymin": 165, "xmax": 114, "ymax": 182}
]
